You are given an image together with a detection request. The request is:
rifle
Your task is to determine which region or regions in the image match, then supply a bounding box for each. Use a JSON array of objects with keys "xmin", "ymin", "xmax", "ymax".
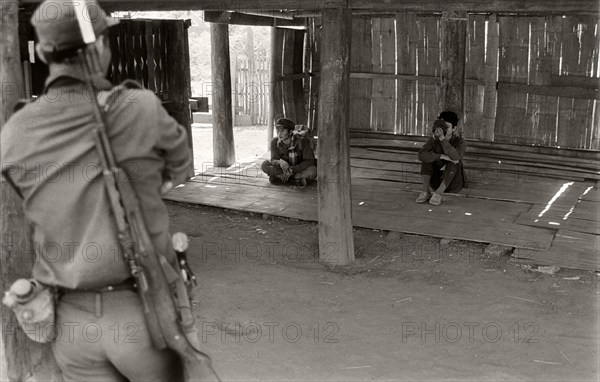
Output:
[{"xmin": 73, "ymin": 4, "xmax": 219, "ymax": 381}]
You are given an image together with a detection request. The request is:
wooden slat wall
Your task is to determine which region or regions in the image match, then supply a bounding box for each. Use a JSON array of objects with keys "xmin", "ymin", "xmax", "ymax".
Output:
[
  {"xmin": 526, "ymin": 16, "xmax": 557, "ymax": 146},
  {"xmin": 415, "ymin": 16, "xmax": 441, "ymax": 136},
  {"xmin": 556, "ymin": 16, "xmax": 598, "ymax": 149},
  {"xmin": 396, "ymin": 12, "xmax": 417, "ymax": 135},
  {"xmin": 496, "ymin": 17, "xmax": 530, "ymax": 144},
  {"xmin": 107, "ymin": 18, "xmax": 192, "ymax": 166},
  {"xmin": 371, "ymin": 18, "xmax": 396, "ymax": 132},
  {"xmin": 495, "ymin": 15, "xmax": 599, "ymax": 149},
  {"xmin": 463, "ymin": 15, "xmax": 485, "ymax": 139},
  {"xmin": 108, "ymin": 19, "xmax": 171, "ymax": 97},
  {"xmin": 290, "ymin": 13, "xmax": 599, "ymax": 151},
  {"xmin": 349, "ymin": 16, "xmax": 373, "ymax": 131}
]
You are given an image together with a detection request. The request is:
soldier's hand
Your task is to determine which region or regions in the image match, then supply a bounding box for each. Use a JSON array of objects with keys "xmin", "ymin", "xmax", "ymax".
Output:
[
  {"xmin": 160, "ymin": 181, "xmax": 174, "ymax": 195},
  {"xmin": 441, "ymin": 154, "xmax": 459, "ymax": 164},
  {"xmin": 443, "ymin": 127, "xmax": 454, "ymax": 141},
  {"xmin": 279, "ymin": 160, "xmax": 290, "ymax": 173}
]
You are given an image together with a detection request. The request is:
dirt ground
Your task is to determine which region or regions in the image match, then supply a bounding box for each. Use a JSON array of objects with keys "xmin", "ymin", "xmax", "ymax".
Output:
[
  {"xmin": 180, "ymin": 124, "xmax": 599, "ymax": 381},
  {"xmin": 168, "ymin": 201, "xmax": 599, "ymax": 381}
]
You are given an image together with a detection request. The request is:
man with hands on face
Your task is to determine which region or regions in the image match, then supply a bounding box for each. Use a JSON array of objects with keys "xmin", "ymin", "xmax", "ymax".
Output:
[
  {"xmin": 261, "ymin": 117, "xmax": 317, "ymax": 188},
  {"xmin": 416, "ymin": 111, "xmax": 468, "ymax": 206}
]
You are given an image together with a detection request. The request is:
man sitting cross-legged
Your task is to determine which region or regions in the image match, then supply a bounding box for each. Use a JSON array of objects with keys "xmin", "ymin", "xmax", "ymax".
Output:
[
  {"xmin": 416, "ymin": 111, "xmax": 468, "ymax": 205},
  {"xmin": 261, "ymin": 118, "xmax": 317, "ymax": 188}
]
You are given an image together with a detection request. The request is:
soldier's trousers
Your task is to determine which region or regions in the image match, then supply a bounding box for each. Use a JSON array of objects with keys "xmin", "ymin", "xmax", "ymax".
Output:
[
  {"xmin": 420, "ymin": 160, "xmax": 466, "ymax": 193},
  {"xmin": 261, "ymin": 160, "xmax": 317, "ymax": 181},
  {"xmin": 52, "ymin": 289, "xmax": 182, "ymax": 382}
]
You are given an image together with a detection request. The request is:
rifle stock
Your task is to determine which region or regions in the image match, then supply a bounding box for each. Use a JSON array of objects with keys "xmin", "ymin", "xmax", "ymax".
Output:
[{"xmin": 78, "ymin": 45, "xmax": 220, "ymax": 381}]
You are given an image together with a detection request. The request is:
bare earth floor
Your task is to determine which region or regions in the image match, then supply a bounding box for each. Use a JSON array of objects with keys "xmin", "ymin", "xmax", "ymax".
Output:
[
  {"xmin": 168, "ymin": 201, "xmax": 599, "ymax": 381},
  {"xmin": 182, "ymin": 124, "xmax": 599, "ymax": 380}
]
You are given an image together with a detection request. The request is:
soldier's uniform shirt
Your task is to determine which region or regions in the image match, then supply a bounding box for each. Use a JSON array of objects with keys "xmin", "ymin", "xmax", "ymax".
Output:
[
  {"xmin": 269, "ymin": 135, "xmax": 315, "ymax": 173},
  {"xmin": 1, "ymin": 65, "xmax": 192, "ymax": 290}
]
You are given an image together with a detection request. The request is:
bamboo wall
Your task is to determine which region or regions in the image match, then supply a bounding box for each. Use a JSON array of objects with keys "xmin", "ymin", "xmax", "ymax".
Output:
[
  {"xmin": 107, "ymin": 19, "xmax": 194, "ymax": 172},
  {"xmin": 274, "ymin": 13, "xmax": 599, "ymax": 151},
  {"xmin": 108, "ymin": 19, "xmax": 193, "ymax": 155},
  {"xmin": 495, "ymin": 15, "xmax": 599, "ymax": 149},
  {"xmin": 18, "ymin": 17, "xmax": 192, "ymax": 124},
  {"xmin": 108, "ymin": 19, "xmax": 192, "ymax": 103}
]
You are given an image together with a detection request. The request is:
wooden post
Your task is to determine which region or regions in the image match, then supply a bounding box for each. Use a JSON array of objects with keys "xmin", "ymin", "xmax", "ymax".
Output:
[
  {"xmin": 440, "ymin": 10, "xmax": 467, "ymax": 125},
  {"xmin": 317, "ymin": 8, "xmax": 354, "ymax": 265},
  {"xmin": 210, "ymin": 22, "xmax": 235, "ymax": 166},
  {"xmin": 268, "ymin": 27, "xmax": 284, "ymax": 149},
  {"xmin": 1, "ymin": 1, "xmax": 63, "ymax": 380},
  {"xmin": 281, "ymin": 30, "xmax": 296, "ymax": 121},
  {"xmin": 482, "ymin": 14, "xmax": 499, "ymax": 141},
  {"xmin": 309, "ymin": 18, "xmax": 321, "ymax": 134},
  {"xmin": 292, "ymin": 29, "xmax": 306, "ymax": 125},
  {"xmin": 165, "ymin": 19, "xmax": 194, "ymax": 177}
]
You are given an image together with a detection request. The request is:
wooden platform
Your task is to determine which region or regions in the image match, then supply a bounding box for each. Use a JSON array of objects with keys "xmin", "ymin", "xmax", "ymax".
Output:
[{"xmin": 166, "ymin": 139, "xmax": 600, "ymax": 271}]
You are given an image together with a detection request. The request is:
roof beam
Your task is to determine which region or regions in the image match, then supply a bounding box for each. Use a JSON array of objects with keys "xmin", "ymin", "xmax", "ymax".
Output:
[
  {"xmin": 348, "ymin": 0, "xmax": 599, "ymax": 15},
  {"xmin": 204, "ymin": 11, "xmax": 307, "ymax": 27},
  {"xmin": 19, "ymin": 0, "xmax": 598, "ymax": 14},
  {"xmin": 19, "ymin": 0, "xmax": 345, "ymax": 12}
]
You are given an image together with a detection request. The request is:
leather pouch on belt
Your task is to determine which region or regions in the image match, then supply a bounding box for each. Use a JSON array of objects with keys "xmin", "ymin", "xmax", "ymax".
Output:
[{"xmin": 11, "ymin": 287, "xmax": 57, "ymax": 343}]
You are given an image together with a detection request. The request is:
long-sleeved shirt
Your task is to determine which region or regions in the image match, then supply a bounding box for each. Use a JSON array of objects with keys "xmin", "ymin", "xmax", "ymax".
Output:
[
  {"xmin": 0, "ymin": 66, "xmax": 192, "ymax": 289},
  {"xmin": 418, "ymin": 134, "xmax": 467, "ymax": 163},
  {"xmin": 269, "ymin": 134, "xmax": 315, "ymax": 173}
]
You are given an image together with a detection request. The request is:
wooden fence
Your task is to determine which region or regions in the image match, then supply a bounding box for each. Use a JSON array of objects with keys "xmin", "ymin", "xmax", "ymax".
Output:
[
  {"xmin": 272, "ymin": 13, "xmax": 599, "ymax": 150},
  {"xmin": 232, "ymin": 54, "xmax": 270, "ymax": 125}
]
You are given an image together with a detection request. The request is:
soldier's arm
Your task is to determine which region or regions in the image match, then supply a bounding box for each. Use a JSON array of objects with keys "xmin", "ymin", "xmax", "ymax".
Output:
[
  {"xmin": 270, "ymin": 139, "xmax": 282, "ymax": 162},
  {"xmin": 440, "ymin": 138, "xmax": 466, "ymax": 161},
  {"xmin": 152, "ymin": 96, "xmax": 193, "ymax": 187},
  {"xmin": 418, "ymin": 137, "xmax": 441, "ymax": 163}
]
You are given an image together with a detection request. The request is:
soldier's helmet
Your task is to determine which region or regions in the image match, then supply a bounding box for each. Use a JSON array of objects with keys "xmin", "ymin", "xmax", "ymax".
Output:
[{"xmin": 31, "ymin": 0, "xmax": 118, "ymax": 54}]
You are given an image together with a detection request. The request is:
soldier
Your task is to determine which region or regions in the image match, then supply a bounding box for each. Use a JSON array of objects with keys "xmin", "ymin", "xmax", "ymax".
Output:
[
  {"xmin": 261, "ymin": 117, "xmax": 317, "ymax": 188},
  {"xmin": 416, "ymin": 111, "xmax": 468, "ymax": 205},
  {"xmin": 1, "ymin": 0, "xmax": 191, "ymax": 380}
]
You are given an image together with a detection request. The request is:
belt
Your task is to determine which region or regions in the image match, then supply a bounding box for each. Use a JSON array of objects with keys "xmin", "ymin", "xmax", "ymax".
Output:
[{"xmin": 59, "ymin": 278, "xmax": 137, "ymax": 294}]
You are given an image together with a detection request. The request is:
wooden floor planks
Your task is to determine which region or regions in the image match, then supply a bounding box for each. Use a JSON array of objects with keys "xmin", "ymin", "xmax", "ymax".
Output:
[
  {"xmin": 166, "ymin": 175, "xmax": 555, "ymax": 251},
  {"xmin": 170, "ymin": 142, "xmax": 599, "ymax": 271},
  {"xmin": 513, "ymin": 230, "xmax": 600, "ymax": 271}
]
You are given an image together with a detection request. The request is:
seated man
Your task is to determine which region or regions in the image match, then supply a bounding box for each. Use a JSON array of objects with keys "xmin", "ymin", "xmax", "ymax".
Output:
[
  {"xmin": 261, "ymin": 118, "xmax": 317, "ymax": 187},
  {"xmin": 416, "ymin": 111, "xmax": 467, "ymax": 205}
]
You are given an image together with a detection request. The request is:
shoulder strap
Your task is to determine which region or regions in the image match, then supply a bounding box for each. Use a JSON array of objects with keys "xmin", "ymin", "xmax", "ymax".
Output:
[{"xmin": 97, "ymin": 79, "xmax": 143, "ymax": 112}]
